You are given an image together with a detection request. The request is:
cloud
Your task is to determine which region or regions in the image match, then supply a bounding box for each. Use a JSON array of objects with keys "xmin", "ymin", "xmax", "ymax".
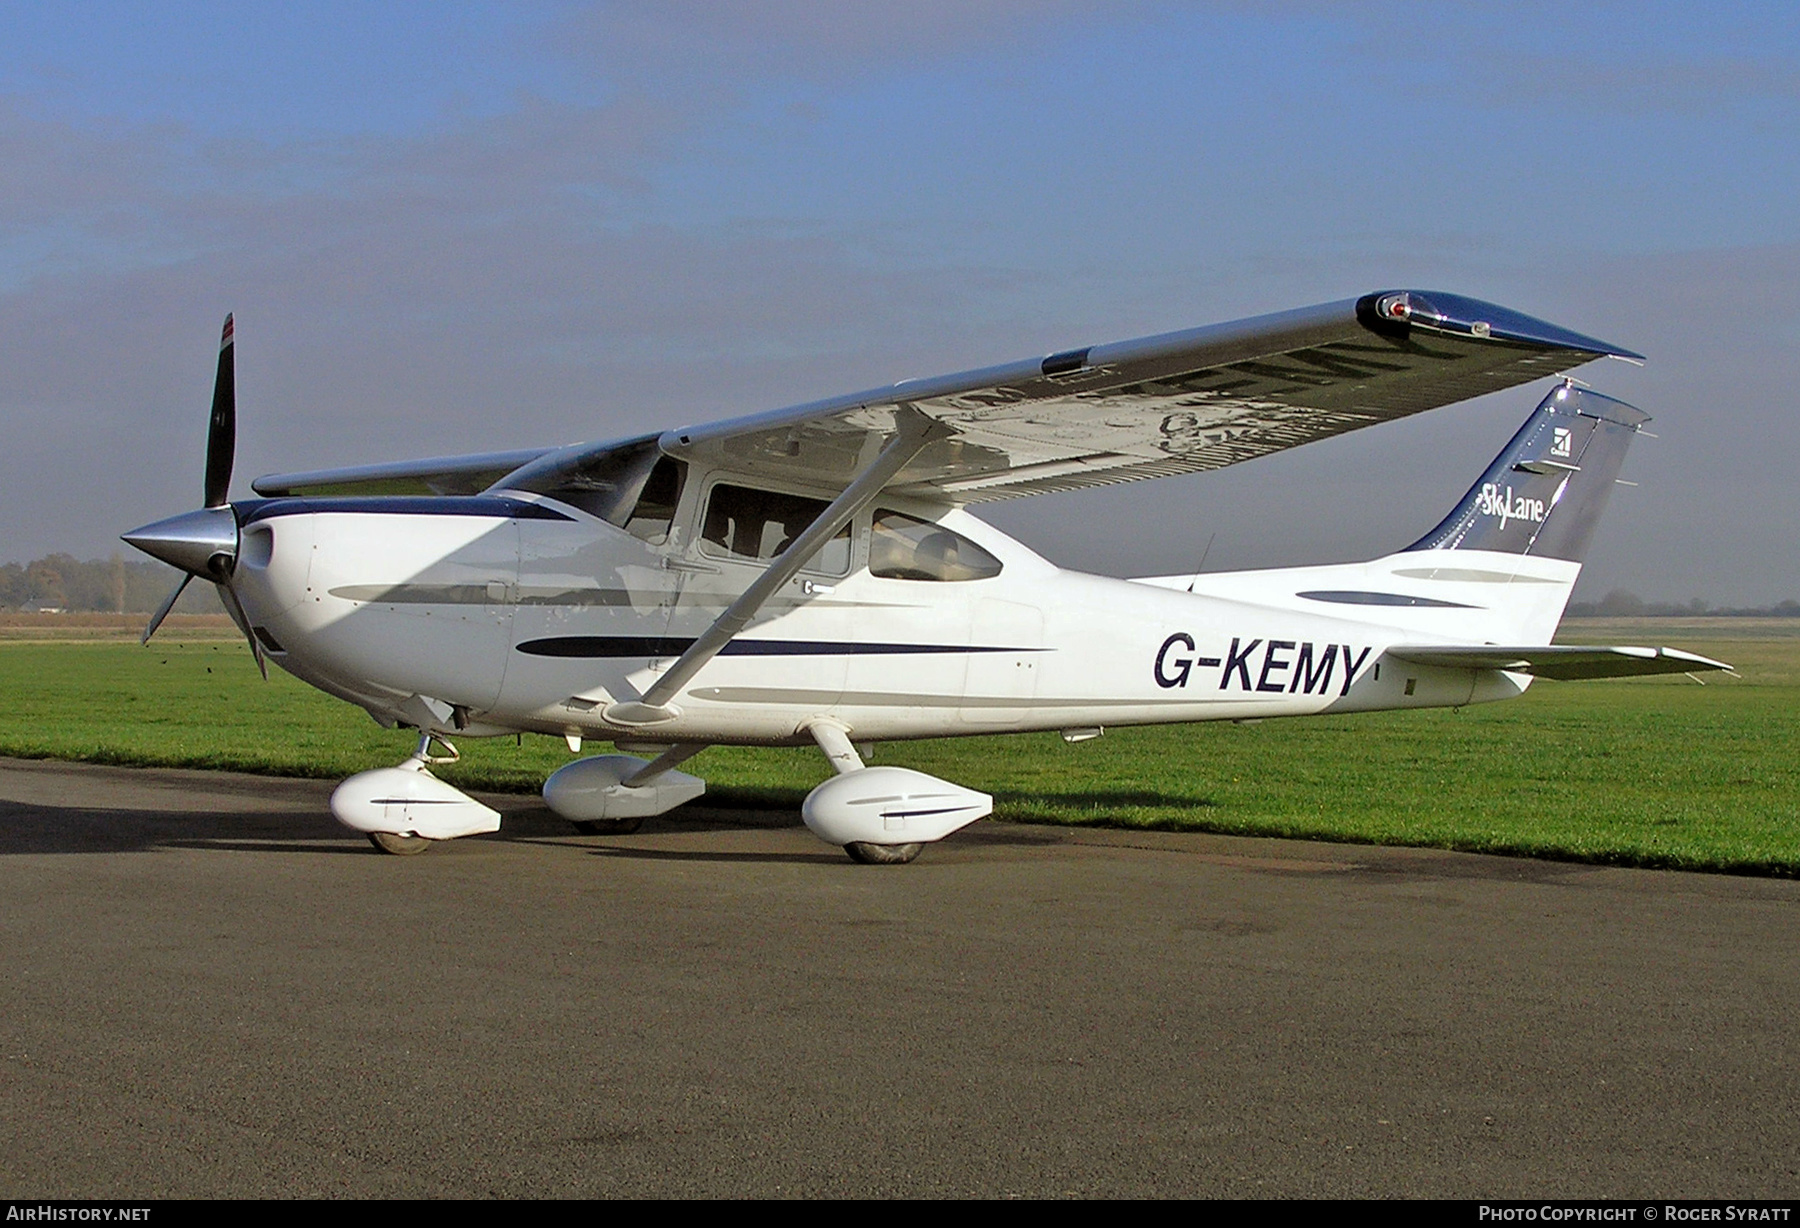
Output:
[
  {"xmin": 0, "ymin": 73, "xmax": 1058, "ymax": 556},
  {"xmin": 984, "ymin": 241, "xmax": 1800, "ymax": 605},
  {"xmin": 551, "ymin": 1, "xmax": 1127, "ymax": 86},
  {"xmin": 1337, "ymin": 4, "xmax": 1800, "ymax": 115},
  {"xmin": 2, "ymin": 3, "xmax": 1796, "ymax": 608}
]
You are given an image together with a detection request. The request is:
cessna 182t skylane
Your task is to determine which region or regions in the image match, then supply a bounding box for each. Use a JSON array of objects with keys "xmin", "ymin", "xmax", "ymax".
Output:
[{"xmin": 123, "ymin": 291, "xmax": 1729, "ymax": 860}]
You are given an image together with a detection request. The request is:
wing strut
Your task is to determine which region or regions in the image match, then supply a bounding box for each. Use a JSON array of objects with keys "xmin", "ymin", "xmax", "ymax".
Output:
[{"xmin": 604, "ymin": 410, "xmax": 947, "ymax": 727}]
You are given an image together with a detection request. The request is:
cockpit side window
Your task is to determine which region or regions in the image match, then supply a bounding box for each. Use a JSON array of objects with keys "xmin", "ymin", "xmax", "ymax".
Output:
[
  {"xmin": 869, "ymin": 511, "xmax": 1002, "ymax": 581},
  {"xmin": 701, "ymin": 484, "xmax": 851, "ymax": 573}
]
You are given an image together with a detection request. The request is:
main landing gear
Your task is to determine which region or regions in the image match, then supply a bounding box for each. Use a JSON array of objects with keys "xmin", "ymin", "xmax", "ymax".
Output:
[
  {"xmin": 542, "ymin": 744, "xmax": 708, "ymax": 835},
  {"xmin": 333, "ymin": 725, "xmax": 991, "ymax": 865},
  {"xmin": 540, "ymin": 723, "xmax": 989, "ymax": 864},
  {"xmin": 799, "ymin": 722, "xmax": 990, "ymax": 865}
]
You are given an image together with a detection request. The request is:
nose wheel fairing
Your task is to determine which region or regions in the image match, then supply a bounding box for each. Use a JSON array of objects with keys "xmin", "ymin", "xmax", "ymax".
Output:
[{"xmin": 330, "ymin": 736, "xmax": 501, "ymax": 852}]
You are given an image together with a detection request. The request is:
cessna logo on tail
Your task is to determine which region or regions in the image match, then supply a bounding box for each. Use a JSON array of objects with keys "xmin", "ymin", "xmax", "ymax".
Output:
[
  {"xmin": 1476, "ymin": 483, "xmax": 1546, "ymax": 530},
  {"xmin": 1155, "ymin": 634, "xmax": 1373, "ymax": 697}
]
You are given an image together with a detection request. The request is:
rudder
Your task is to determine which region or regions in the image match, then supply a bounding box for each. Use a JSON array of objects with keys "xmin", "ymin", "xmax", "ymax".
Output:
[{"xmin": 1406, "ymin": 383, "xmax": 1649, "ymax": 562}]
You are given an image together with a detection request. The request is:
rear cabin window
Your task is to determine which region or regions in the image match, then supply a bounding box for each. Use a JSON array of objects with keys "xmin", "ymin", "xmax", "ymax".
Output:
[
  {"xmin": 868, "ymin": 511, "xmax": 1002, "ymax": 582},
  {"xmin": 701, "ymin": 484, "xmax": 851, "ymax": 573}
]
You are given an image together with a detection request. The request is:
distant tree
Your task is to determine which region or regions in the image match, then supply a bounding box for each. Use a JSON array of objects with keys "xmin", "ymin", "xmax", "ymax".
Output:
[
  {"xmin": 22, "ymin": 556, "xmax": 70, "ymax": 609},
  {"xmin": 0, "ymin": 562, "xmax": 23, "ymax": 608},
  {"xmin": 3, "ymin": 554, "xmax": 221, "ymax": 614},
  {"xmin": 1593, "ymin": 589, "xmax": 1647, "ymax": 616}
]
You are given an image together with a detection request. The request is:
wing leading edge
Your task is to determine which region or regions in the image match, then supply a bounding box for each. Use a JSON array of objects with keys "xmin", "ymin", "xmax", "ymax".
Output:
[
  {"xmin": 253, "ymin": 448, "xmax": 553, "ymax": 498},
  {"xmin": 658, "ymin": 290, "xmax": 1642, "ymax": 503},
  {"xmin": 250, "ymin": 291, "xmax": 1638, "ymax": 505}
]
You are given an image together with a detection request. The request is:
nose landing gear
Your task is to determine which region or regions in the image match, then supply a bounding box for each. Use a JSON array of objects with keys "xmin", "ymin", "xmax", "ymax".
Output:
[{"xmin": 331, "ymin": 733, "xmax": 502, "ymax": 855}]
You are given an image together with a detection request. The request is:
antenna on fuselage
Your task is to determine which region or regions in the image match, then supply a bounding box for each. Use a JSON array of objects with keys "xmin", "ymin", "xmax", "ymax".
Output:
[{"xmin": 1186, "ymin": 531, "xmax": 1217, "ymax": 593}]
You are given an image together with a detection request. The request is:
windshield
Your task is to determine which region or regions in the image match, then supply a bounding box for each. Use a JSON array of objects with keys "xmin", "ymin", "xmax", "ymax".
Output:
[{"xmin": 495, "ymin": 437, "xmax": 686, "ymax": 542}]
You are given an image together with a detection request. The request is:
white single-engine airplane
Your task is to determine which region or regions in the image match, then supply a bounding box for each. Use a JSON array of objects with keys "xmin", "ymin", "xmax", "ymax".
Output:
[{"xmin": 124, "ymin": 291, "xmax": 1729, "ymax": 860}]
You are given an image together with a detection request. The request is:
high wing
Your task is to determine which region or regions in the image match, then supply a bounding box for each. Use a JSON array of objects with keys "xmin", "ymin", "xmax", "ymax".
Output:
[
  {"xmin": 250, "ymin": 290, "xmax": 1637, "ymax": 504},
  {"xmin": 253, "ymin": 448, "xmax": 552, "ymax": 498},
  {"xmin": 1386, "ymin": 645, "xmax": 1732, "ymax": 681},
  {"xmin": 656, "ymin": 290, "xmax": 1642, "ymax": 503}
]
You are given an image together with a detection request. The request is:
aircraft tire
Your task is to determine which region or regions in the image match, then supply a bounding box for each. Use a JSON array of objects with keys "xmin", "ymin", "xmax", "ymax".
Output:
[
  {"xmin": 571, "ymin": 817, "xmax": 645, "ymax": 836},
  {"xmin": 366, "ymin": 831, "xmax": 433, "ymax": 856},
  {"xmin": 844, "ymin": 841, "xmax": 923, "ymax": 865}
]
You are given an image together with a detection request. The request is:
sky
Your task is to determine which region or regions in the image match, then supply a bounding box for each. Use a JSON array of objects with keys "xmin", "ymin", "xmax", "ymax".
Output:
[{"xmin": 2, "ymin": 1, "xmax": 1797, "ymax": 603}]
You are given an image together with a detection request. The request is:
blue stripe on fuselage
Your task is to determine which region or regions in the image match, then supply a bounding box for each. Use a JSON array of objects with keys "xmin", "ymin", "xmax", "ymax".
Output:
[{"xmin": 516, "ymin": 637, "xmax": 1043, "ymax": 659}]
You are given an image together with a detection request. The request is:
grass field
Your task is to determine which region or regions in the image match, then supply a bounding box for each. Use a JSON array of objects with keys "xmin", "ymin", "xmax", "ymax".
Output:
[{"xmin": 2, "ymin": 618, "xmax": 1796, "ymax": 875}]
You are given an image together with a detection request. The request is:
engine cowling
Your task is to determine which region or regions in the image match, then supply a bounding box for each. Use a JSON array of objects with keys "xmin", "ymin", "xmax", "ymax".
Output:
[{"xmin": 802, "ymin": 766, "xmax": 991, "ymax": 847}]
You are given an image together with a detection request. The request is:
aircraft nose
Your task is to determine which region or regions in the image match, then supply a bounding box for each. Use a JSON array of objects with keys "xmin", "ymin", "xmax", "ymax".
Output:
[{"xmin": 122, "ymin": 505, "xmax": 240, "ymax": 577}]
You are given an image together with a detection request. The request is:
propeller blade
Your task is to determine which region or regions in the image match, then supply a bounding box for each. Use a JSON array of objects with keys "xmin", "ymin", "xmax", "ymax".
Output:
[
  {"xmin": 204, "ymin": 313, "xmax": 236, "ymax": 509},
  {"xmin": 214, "ymin": 579, "xmax": 267, "ymax": 681},
  {"xmin": 140, "ymin": 572, "xmax": 193, "ymax": 645}
]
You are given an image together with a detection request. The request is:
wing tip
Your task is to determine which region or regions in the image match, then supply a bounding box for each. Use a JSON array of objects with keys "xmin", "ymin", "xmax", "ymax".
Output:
[{"xmin": 1358, "ymin": 290, "xmax": 1643, "ymax": 362}]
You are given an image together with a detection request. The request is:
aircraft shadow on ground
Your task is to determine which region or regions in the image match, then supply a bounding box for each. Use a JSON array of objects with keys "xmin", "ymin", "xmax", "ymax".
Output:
[
  {"xmin": 990, "ymin": 788, "xmax": 1214, "ymax": 811},
  {"xmin": 582, "ymin": 844, "xmax": 842, "ymax": 866},
  {"xmin": 0, "ymin": 790, "xmax": 1193, "ymax": 860},
  {"xmin": 0, "ymin": 797, "xmax": 366, "ymax": 856},
  {"xmin": 0, "ymin": 793, "xmax": 580, "ymax": 857},
  {"xmin": 0, "ymin": 795, "xmax": 827, "ymax": 858}
]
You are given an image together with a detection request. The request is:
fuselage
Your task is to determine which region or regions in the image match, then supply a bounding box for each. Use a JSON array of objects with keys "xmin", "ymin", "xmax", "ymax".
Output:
[
  {"xmin": 118, "ymin": 301, "xmax": 1660, "ymax": 857},
  {"xmin": 226, "ymin": 479, "xmax": 1569, "ymax": 747}
]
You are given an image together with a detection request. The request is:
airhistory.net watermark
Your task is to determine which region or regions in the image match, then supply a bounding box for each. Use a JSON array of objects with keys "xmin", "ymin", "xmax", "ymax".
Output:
[{"xmin": 5, "ymin": 1208, "xmax": 150, "ymax": 1222}]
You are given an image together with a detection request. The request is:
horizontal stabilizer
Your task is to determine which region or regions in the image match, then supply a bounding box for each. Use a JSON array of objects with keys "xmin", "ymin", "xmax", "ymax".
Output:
[{"xmin": 1386, "ymin": 644, "xmax": 1732, "ymax": 681}]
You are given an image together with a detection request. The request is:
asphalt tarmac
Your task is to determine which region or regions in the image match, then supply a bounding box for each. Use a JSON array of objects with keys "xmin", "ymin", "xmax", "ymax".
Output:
[{"xmin": 1, "ymin": 757, "xmax": 1796, "ymax": 1199}]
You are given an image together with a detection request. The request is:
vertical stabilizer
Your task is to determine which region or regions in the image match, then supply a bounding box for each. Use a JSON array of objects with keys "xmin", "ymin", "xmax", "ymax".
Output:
[{"xmin": 1406, "ymin": 383, "xmax": 1648, "ymax": 561}]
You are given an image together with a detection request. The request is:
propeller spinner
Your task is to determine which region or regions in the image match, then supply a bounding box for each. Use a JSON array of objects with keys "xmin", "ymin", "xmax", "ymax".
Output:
[{"xmin": 122, "ymin": 314, "xmax": 266, "ymax": 677}]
